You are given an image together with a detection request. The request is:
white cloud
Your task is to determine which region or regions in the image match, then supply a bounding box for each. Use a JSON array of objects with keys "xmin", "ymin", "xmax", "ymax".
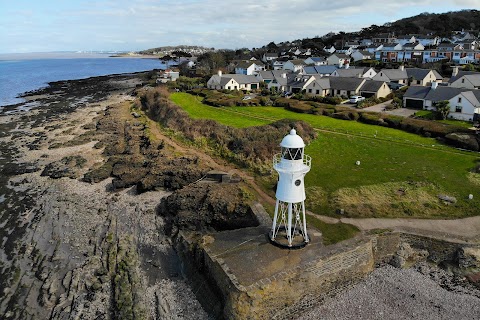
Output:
[{"xmin": 0, "ymin": 0, "xmax": 476, "ymax": 52}]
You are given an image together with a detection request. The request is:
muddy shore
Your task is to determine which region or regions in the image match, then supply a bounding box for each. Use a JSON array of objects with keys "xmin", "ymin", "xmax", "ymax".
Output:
[{"xmin": 0, "ymin": 73, "xmax": 209, "ymax": 319}]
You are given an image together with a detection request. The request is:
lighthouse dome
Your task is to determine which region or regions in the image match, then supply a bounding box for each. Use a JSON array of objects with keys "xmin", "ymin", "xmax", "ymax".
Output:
[{"xmin": 280, "ymin": 128, "xmax": 305, "ymax": 148}]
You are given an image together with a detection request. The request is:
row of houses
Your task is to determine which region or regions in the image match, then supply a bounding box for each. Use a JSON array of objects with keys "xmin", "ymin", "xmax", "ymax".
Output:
[{"xmin": 207, "ymin": 70, "xmax": 392, "ymax": 99}]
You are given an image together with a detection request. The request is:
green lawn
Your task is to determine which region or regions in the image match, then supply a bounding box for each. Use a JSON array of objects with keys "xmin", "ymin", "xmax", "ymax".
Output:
[
  {"xmin": 170, "ymin": 93, "xmax": 269, "ymax": 128},
  {"xmin": 170, "ymin": 92, "xmax": 480, "ymax": 218}
]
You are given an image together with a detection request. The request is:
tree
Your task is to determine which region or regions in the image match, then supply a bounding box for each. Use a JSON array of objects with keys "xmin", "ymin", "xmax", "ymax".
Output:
[{"xmin": 435, "ymin": 100, "xmax": 451, "ymax": 120}]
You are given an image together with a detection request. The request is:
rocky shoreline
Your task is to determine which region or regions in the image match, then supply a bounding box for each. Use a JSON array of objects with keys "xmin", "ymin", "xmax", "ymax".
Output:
[
  {"xmin": 1, "ymin": 73, "xmax": 479, "ymax": 319},
  {"xmin": 0, "ymin": 73, "xmax": 209, "ymax": 319}
]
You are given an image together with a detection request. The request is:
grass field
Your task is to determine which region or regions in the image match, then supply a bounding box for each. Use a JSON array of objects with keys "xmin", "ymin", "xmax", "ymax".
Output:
[{"xmin": 170, "ymin": 92, "xmax": 480, "ymax": 219}]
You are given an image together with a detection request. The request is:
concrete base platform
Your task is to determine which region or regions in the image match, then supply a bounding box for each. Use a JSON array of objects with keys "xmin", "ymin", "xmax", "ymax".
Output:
[{"xmin": 196, "ymin": 226, "xmax": 375, "ymax": 319}]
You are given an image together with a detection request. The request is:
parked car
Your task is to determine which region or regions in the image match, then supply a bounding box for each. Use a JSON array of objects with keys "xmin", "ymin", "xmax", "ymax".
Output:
[
  {"xmin": 242, "ymin": 96, "xmax": 252, "ymax": 101},
  {"xmin": 349, "ymin": 95, "xmax": 365, "ymax": 103}
]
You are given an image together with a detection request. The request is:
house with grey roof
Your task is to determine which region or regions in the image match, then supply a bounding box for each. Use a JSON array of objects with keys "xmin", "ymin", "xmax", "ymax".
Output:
[
  {"xmin": 302, "ymin": 65, "xmax": 338, "ymax": 76},
  {"xmin": 234, "ymin": 61, "xmax": 265, "ymax": 75},
  {"xmin": 304, "ymin": 76, "xmax": 331, "ymax": 97},
  {"xmin": 329, "ymin": 77, "xmax": 366, "ymax": 97},
  {"xmin": 450, "ymin": 73, "xmax": 480, "ymax": 90},
  {"xmin": 304, "ymin": 56, "xmax": 327, "ymax": 66},
  {"xmin": 359, "ymin": 80, "xmax": 392, "ymax": 98},
  {"xmin": 372, "ymin": 66, "xmax": 409, "ymax": 87},
  {"xmin": 403, "ymin": 82, "xmax": 480, "ymax": 121},
  {"xmin": 283, "ymin": 59, "xmax": 307, "ymax": 72},
  {"xmin": 331, "ymin": 67, "xmax": 377, "ymax": 79},
  {"xmin": 326, "ymin": 53, "xmax": 351, "ymax": 66},
  {"xmin": 406, "ymin": 68, "xmax": 443, "ymax": 86},
  {"xmin": 256, "ymin": 70, "xmax": 292, "ymax": 92},
  {"xmin": 351, "ymin": 50, "xmax": 373, "ymax": 62},
  {"xmin": 207, "ymin": 71, "xmax": 259, "ymax": 91}
]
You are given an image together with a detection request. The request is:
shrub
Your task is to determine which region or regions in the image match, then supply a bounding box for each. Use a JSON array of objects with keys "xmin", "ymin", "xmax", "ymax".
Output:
[{"xmin": 359, "ymin": 112, "xmax": 386, "ymax": 126}]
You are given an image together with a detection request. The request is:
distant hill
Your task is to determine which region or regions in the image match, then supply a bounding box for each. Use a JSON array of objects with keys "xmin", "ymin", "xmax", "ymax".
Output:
[
  {"xmin": 358, "ymin": 9, "xmax": 480, "ymax": 37},
  {"xmin": 258, "ymin": 10, "xmax": 480, "ymax": 54}
]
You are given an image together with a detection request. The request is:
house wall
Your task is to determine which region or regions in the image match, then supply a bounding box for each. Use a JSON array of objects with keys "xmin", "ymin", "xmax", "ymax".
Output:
[
  {"xmin": 447, "ymin": 94, "xmax": 477, "ymax": 121},
  {"xmin": 369, "ymin": 83, "xmax": 392, "ymax": 98},
  {"xmin": 450, "ymin": 77, "xmax": 478, "ymax": 90}
]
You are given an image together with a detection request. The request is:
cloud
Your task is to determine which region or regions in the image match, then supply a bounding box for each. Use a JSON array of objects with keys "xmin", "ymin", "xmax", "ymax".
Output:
[{"xmin": 0, "ymin": 0, "xmax": 476, "ymax": 53}]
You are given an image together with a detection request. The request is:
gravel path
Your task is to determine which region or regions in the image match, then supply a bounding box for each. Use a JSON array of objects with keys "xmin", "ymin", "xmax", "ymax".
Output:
[{"xmin": 297, "ymin": 265, "xmax": 480, "ymax": 320}]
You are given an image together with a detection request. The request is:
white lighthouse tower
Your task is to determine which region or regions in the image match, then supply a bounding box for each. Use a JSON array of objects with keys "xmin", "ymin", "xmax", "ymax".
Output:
[{"xmin": 270, "ymin": 128, "xmax": 311, "ymax": 248}]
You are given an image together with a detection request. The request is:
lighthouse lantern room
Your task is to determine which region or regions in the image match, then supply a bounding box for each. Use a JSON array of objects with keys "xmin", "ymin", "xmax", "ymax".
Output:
[{"xmin": 270, "ymin": 128, "xmax": 311, "ymax": 248}]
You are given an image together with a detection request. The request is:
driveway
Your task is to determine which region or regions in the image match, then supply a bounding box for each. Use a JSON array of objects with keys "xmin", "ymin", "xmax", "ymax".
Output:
[{"xmin": 362, "ymin": 100, "xmax": 417, "ymax": 118}]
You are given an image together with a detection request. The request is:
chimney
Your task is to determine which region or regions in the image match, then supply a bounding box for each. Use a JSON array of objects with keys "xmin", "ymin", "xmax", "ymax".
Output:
[
  {"xmin": 431, "ymin": 81, "xmax": 438, "ymax": 90},
  {"xmin": 452, "ymin": 66, "xmax": 459, "ymax": 77},
  {"xmin": 399, "ymin": 65, "xmax": 405, "ymax": 71},
  {"xmin": 218, "ymin": 70, "xmax": 222, "ymax": 77},
  {"xmin": 281, "ymin": 73, "xmax": 287, "ymax": 78}
]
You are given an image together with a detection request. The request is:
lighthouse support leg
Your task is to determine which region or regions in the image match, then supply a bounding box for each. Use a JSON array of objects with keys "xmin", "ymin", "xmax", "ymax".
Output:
[
  {"xmin": 287, "ymin": 202, "xmax": 293, "ymax": 246},
  {"xmin": 271, "ymin": 199, "xmax": 280, "ymax": 240},
  {"xmin": 302, "ymin": 201, "xmax": 309, "ymax": 243}
]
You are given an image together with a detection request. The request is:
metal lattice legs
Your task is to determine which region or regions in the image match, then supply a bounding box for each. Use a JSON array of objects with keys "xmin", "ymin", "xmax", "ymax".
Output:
[{"xmin": 270, "ymin": 200, "xmax": 309, "ymax": 248}]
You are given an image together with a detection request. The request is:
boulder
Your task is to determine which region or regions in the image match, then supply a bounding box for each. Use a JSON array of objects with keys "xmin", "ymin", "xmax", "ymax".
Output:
[{"xmin": 445, "ymin": 133, "xmax": 479, "ymax": 151}]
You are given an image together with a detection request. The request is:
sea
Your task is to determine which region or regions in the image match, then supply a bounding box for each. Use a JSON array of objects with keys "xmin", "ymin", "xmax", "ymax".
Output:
[{"xmin": 0, "ymin": 52, "xmax": 166, "ymax": 106}]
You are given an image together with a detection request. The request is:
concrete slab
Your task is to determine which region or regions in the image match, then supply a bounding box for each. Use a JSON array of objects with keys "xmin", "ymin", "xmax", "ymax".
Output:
[{"xmin": 206, "ymin": 226, "xmax": 324, "ymax": 286}]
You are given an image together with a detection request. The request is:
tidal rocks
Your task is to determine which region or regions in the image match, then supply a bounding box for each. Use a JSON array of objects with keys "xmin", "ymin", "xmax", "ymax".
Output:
[
  {"xmin": 41, "ymin": 155, "xmax": 87, "ymax": 179},
  {"xmin": 158, "ymin": 183, "xmax": 259, "ymax": 236}
]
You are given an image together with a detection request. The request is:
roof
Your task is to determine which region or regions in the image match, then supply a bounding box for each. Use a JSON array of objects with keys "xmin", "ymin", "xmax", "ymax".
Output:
[
  {"xmin": 235, "ymin": 61, "xmax": 255, "ymax": 69},
  {"xmin": 303, "ymin": 65, "xmax": 338, "ymax": 75},
  {"xmin": 449, "ymin": 70, "xmax": 480, "ymax": 83},
  {"xmin": 257, "ymin": 70, "xmax": 291, "ymax": 81},
  {"xmin": 403, "ymin": 86, "xmax": 432, "ymax": 100},
  {"xmin": 308, "ymin": 57, "xmax": 326, "ymax": 62},
  {"xmin": 405, "ymin": 68, "xmax": 442, "ymax": 80},
  {"xmin": 329, "ymin": 77, "xmax": 365, "ymax": 91},
  {"xmin": 360, "ymin": 80, "xmax": 387, "ymax": 92},
  {"xmin": 287, "ymin": 59, "xmax": 307, "ymax": 66},
  {"xmin": 334, "ymin": 68, "xmax": 366, "ymax": 78},
  {"xmin": 264, "ymin": 52, "xmax": 279, "ymax": 57},
  {"xmin": 210, "ymin": 74, "xmax": 259, "ymax": 86},
  {"xmin": 280, "ymin": 129, "xmax": 305, "ymax": 148},
  {"xmin": 376, "ymin": 68, "xmax": 408, "ymax": 81},
  {"xmin": 310, "ymin": 76, "xmax": 331, "ymax": 90},
  {"xmin": 330, "ymin": 53, "xmax": 350, "ymax": 59},
  {"xmin": 425, "ymin": 86, "xmax": 470, "ymax": 102},
  {"xmin": 354, "ymin": 50, "xmax": 372, "ymax": 56}
]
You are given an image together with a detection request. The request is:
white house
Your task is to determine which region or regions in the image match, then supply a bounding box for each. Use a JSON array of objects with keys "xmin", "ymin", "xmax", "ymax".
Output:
[
  {"xmin": 351, "ymin": 50, "xmax": 373, "ymax": 62},
  {"xmin": 373, "ymin": 66, "xmax": 409, "ymax": 86},
  {"xmin": 326, "ymin": 53, "xmax": 351, "ymax": 66},
  {"xmin": 404, "ymin": 82, "xmax": 480, "ymax": 121},
  {"xmin": 450, "ymin": 74, "xmax": 480, "ymax": 90},
  {"xmin": 331, "ymin": 67, "xmax": 377, "ymax": 79},
  {"xmin": 304, "ymin": 56, "xmax": 327, "ymax": 66},
  {"xmin": 234, "ymin": 61, "xmax": 265, "ymax": 75},
  {"xmin": 406, "ymin": 68, "xmax": 443, "ymax": 86},
  {"xmin": 207, "ymin": 71, "xmax": 260, "ymax": 91},
  {"xmin": 283, "ymin": 59, "xmax": 306, "ymax": 72},
  {"xmin": 263, "ymin": 52, "xmax": 279, "ymax": 63}
]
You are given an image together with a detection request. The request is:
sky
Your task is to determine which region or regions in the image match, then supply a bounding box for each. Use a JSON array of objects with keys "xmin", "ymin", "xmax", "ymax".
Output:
[{"xmin": 0, "ymin": 0, "xmax": 477, "ymax": 53}]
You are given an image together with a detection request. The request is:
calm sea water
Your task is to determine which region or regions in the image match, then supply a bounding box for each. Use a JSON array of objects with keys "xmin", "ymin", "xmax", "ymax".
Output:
[{"xmin": 0, "ymin": 53, "xmax": 165, "ymax": 106}]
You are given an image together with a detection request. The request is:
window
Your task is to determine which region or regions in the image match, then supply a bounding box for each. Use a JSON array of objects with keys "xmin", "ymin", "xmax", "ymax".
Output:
[
  {"xmin": 458, "ymin": 97, "xmax": 462, "ymax": 103},
  {"xmin": 455, "ymin": 106, "xmax": 462, "ymax": 113},
  {"xmin": 308, "ymin": 89, "xmax": 312, "ymax": 93},
  {"xmin": 316, "ymin": 90, "xmax": 320, "ymax": 94},
  {"xmin": 462, "ymin": 79, "xmax": 465, "ymax": 83}
]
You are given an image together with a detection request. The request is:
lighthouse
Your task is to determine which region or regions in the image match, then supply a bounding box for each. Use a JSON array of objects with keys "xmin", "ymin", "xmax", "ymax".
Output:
[{"xmin": 270, "ymin": 128, "xmax": 311, "ymax": 248}]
